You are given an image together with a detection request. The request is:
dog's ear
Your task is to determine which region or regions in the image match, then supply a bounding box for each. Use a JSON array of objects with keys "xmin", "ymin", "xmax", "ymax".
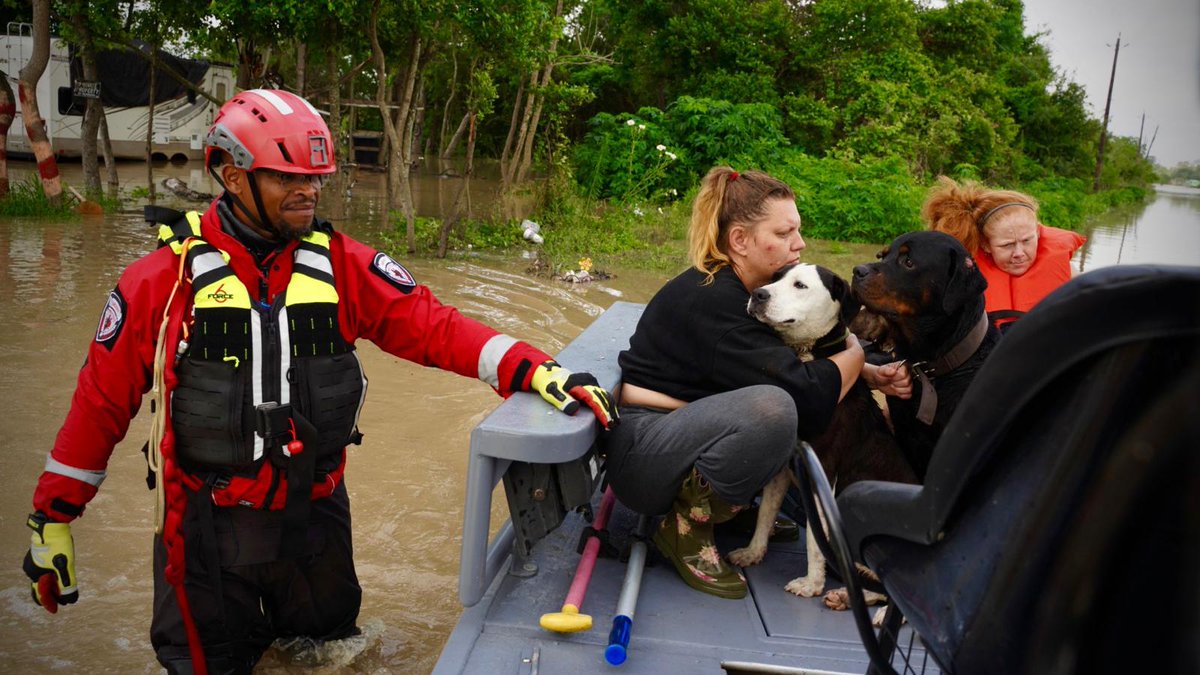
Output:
[
  {"xmin": 942, "ymin": 250, "xmax": 988, "ymax": 313},
  {"xmin": 818, "ymin": 266, "xmax": 858, "ymax": 325}
]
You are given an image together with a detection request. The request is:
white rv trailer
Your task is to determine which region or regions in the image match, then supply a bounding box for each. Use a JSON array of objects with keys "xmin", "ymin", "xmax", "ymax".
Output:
[{"xmin": 1, "ymin": 23, "xmax": 233, "ymax": 162}]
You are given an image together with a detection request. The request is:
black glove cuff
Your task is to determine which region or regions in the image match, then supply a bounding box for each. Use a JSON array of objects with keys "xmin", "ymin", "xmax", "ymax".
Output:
[{"xmin": 562, "ymin": 372, "xmax": 599, "ymax": 389}]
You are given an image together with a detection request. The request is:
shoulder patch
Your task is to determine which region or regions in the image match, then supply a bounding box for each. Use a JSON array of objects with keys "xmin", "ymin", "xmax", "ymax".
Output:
[
  {"xmin": 369, "ymin": 252, "xmax": 416, "ymax": 293},
  {"xmin": 95, "ymin": 288, "xmax": 127, "ymax": 349}
]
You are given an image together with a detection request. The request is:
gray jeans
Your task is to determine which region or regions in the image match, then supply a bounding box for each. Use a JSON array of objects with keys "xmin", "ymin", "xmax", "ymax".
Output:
[{"xmin": 601, "ymin": 385, "xmax": 798, "ymax": 515}]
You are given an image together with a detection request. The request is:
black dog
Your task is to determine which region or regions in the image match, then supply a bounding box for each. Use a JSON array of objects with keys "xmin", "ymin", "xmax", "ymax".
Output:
[{"xmin": 852, "ymin": 231, "xmax": 1000, "ymax": 481}]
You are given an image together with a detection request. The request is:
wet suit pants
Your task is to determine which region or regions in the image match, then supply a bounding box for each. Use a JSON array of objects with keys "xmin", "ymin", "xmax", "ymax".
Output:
[{"xmin": 151, "ymin": 482, "xmax": 362, "ymax": 674}]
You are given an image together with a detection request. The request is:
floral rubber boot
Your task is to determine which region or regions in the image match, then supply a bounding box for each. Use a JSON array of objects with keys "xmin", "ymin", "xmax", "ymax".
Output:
[{"xmin": 652, "ymin": 468, "xmax": 748, "ymax": 599}]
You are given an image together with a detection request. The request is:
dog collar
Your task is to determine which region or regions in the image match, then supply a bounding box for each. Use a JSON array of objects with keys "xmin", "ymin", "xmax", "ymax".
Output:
[
  {"xmin": 814, "ymin": 326, "xmax": 850, "ymax": 352},
  {"xmin": 910, "ymin": 312, "xmax": 989, "ymax": 425}
]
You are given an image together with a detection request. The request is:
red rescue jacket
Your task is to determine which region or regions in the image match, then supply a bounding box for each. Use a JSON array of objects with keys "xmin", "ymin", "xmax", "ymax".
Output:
[{"xmin": 33, "ymin": 202, "xmax": 552, "ymax": 522}]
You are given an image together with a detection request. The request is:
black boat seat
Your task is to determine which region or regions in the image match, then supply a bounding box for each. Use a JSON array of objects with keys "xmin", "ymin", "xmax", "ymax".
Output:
[{"xmin": 804, "ymin": 264, "xmax": 1200, "ymax": 674}]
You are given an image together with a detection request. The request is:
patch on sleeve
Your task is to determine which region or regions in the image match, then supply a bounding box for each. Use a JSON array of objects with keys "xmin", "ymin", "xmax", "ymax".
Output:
[
  {"xmin": 95, "ymin": 288, "xmax": 127, "ymax": 350},
  {"xmin": 369, "ymin": 252, "xmax": 416, "ymax": 294}
]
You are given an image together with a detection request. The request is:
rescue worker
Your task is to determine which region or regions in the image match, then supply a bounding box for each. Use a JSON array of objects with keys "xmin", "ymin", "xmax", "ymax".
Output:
[{"xmin": 21, "ymin": 89, "xmax": 618, "ymax": 674}]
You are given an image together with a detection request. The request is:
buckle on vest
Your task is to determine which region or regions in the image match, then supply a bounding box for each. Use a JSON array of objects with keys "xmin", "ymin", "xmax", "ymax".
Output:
[{"xmin": 256, "ymin": 402, "xmax": 294, "ymax": 446}]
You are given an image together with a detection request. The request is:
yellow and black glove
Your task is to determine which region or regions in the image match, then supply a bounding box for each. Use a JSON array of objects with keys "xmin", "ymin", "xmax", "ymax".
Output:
[
  {"xmin": 530, "ymin": 360, "xmax": 619, "ymax": 430},
  {"xmin": 23, "ymin": 512, "xmax": 79, "ymax": 614}
]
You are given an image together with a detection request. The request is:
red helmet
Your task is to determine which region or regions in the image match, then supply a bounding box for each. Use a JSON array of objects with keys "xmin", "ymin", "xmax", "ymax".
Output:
[{"xmin": 204, "ymin": 89, "xmax": 335, "ymax": 174}]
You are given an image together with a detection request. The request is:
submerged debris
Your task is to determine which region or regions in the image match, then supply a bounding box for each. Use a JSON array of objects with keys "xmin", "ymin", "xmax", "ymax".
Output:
[{"xmin": 162, "ymin": 177, "xmax": 214, "ymax": 202}]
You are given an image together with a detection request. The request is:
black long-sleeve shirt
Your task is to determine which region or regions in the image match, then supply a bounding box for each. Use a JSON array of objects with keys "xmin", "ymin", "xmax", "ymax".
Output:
[{"xmin": 619, "ymin": 266, "xmax": 841, "ymax": 437}]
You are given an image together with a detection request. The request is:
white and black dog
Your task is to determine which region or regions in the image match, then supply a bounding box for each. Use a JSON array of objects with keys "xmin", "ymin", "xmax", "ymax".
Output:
[{"xmin": 733, "ymin": 263, "xmax": 915, "ymax": 607}]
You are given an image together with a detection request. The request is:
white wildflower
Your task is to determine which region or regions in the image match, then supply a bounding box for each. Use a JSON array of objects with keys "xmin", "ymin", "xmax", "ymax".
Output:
[
  {"xmin": 626, "ymin": 119, "xmax": 636, "ymax": 126},
  {"xmin": 638, "ymin": 124, "xmax": 646, "ymax": 130},
  {"xmin": 656, "ymin": 144, "xmax": 666, "ymax": 151},
  {"xmin": 666, "ymin": 152, "xmax": 677, "ymax": 160}
]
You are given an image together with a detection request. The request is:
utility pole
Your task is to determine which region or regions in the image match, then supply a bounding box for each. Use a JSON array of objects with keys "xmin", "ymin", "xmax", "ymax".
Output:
[
  {"xmin": 1145, "ymin": 125, "xmax": 1159, "ymax": 161},
  {"xmin": 1093, "ymin": 34, "xmax": 1122, "ymax": 192},
  {"xmin": 1136, "ymin": 112, "xmax": 1145, "ymax": 157}
]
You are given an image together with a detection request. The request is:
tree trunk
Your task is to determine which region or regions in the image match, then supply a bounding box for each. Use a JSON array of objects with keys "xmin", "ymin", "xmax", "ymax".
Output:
[
  {"xmin": 0, "ymin": 71, "xmax": 14, "ymax": 198},
  {"xmin": 497, "ymin": 78, "xmax": 524, "ymax": 186},
  {"xmin": 146, "ymin": 41, "xmax": 157, "ymax": 204},
  {"xmin": 369, "ymin": 0, "xmax": 402, "ymax": 232},
  {"xmin": 411, "ymin": 73, "xmax": 426, "ymax": 166},
  {"xmin": 326, "ymin": 40, "xmax": 344, "ymax": 220},
  {"xmin": 502, "ymin": 73, "xmax": 536, "ymax": 187},
  {"xmin": 438, "ymin": 55, "xmax": 458, "ymax": 155},
  {"xmin": 17, "ymin": 0, "xmax": 61, "ymax": 205},
  {"xmin": 515, "ymin": 0, "xmax": 563, "ymax": 185},
  {"xmin": 71, "ymin": 11, "xmax": 102, "ymax": 196},
  {"xmin": 395, "ymin": 36, "xmax": 424, "ymax": 252},
  {"xmin": 236, "ymin": 38, "xmax": 257, "ymax": 90},
  {"xmin": 99, "ymin": 112, "xmax": 118, "ymax": 196},
  {"xmin": 516, "ymin": 82, "xmax": 547, "ymax": 184},
  {"xmin": 296, "ymin": 41, "xmax": 307, "ymax": 96},
  {"xmin": 441, "ymin": 111, "xmax": 469, "ymax": 159},
  {"xmin": 437, "ymin": 111, "xmax": 477, "ymax": 258}
]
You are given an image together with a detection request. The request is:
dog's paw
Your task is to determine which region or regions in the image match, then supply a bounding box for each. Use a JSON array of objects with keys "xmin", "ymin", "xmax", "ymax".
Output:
[
  {"xmin": 785, "ymin": 575, "xmax": 825, "ymax": 598},
  {"xmin": 727, "ymin": 545, "xmax": 765, "ymax": 568},
  {"xmin": 823, "ymin": 587, "xmax": 851, "ymax": 610}
]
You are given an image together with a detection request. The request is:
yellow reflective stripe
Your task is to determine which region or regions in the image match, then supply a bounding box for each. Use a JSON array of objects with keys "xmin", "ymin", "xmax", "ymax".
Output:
[
  {"xmin": 184, "ymin": 211, "xmax": 203, "ymax": 233},
  {"xmin": 305, "ymin": 231, "xmax": 331, "ymax": 248},
  {"xmin": 286, "ymin": 230, "xmax": 337, "ymax": 305},
  {"xmin": 157, "ymin": 211, "xmax": 204, "ymax": 254},
  {"xmin": 194, "ymin": 274, "xmax": 253, "ymax": 309},
  {"xmin": 286, "ymin": 272, "xmax": 339, "ymax": 304}
]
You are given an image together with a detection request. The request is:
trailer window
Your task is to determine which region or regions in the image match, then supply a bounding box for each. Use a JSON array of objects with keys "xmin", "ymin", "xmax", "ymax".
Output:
[
  {"xmin": 58, "ymin": 87, "xmax": 85, "ymax": 116},
  {"xmin": 216, "ymin": 83, "xmax": 227, "ymax": 102}
]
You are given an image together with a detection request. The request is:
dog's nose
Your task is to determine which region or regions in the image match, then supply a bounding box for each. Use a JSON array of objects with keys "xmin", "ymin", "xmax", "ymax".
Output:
[
  {"xmin": 752, "ymin": 288, "xmax": 771, "ymax": 302},
  {"xmin": 852, "ymin": 264, "xmax": 870, "ymax": 279}
]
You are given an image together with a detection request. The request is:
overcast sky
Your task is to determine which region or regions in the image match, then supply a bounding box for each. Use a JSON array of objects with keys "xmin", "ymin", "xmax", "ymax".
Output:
[{"xmin": 1021, "ymin": 0, "xmax": 1200, "ymax": 168}]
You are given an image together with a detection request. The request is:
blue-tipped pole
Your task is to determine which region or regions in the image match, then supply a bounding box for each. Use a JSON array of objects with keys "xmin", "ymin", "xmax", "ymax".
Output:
[{"xmin": 605, "ymin": 515, "xmax": 650, "ymax": 666}]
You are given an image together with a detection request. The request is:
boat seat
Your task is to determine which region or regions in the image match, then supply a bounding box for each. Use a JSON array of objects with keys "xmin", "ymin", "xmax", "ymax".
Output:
[{"xmin": 796, "ymin": 264, "xmax": 1200, "ymax": 674}]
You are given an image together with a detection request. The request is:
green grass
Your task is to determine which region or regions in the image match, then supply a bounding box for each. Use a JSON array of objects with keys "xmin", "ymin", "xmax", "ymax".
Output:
[{"xmin": 0, "ymin": 175, "xmax": 79, "ymax": 218}]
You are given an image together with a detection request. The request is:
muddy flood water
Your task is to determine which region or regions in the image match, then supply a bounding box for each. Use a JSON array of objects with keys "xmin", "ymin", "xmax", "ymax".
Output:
[{"xmin": 0, "ymin": 160, "xmax": 1196, "ymax": 673}]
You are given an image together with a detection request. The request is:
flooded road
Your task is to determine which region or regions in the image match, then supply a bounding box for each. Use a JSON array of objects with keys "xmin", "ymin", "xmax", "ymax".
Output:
[{"xmin": 0, "ymin": 162, "xmax": 1195, "ymax": 673}]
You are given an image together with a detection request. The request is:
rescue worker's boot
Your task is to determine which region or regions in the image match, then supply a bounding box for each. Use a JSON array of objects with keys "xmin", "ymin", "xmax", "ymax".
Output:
[{"xmin": 652, "ymin": 468, "xmax": 747, "ymax": 599}]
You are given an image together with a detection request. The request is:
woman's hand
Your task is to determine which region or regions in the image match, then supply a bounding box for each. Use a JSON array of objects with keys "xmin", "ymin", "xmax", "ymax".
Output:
[
  {"xmin": 863, "ymin": 361, "xmax": 912, "ymax": 399},
  {"xmin": 830, "ymin": 333, "xmax": 866, "ymax": 402}
]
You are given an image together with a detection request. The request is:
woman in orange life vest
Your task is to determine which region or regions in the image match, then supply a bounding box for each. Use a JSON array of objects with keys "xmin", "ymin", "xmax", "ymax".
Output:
[{"xmin": 922, "ymin": 176, "xmax": 1086, "ymax": 333}]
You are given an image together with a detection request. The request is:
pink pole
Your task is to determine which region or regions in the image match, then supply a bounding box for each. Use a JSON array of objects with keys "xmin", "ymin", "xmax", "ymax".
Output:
[{"xmin": 563, "ymin": 486, "xmax": 617, "ymax": 609}]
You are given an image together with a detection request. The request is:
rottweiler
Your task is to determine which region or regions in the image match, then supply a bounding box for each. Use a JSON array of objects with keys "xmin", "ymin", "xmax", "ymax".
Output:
[{"xmin": 852, "ymin": 231, "xmax": 1000, "ymax": 480}]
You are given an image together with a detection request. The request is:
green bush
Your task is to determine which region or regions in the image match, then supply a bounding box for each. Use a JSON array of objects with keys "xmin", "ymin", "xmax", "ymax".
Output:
[
  {"xmin": 770, "ymin": 152, "xmax": 925, "ymax": 243},
  {"xmin": 573, "ymin": 97, "xmax": 788, "ymax": 203}
]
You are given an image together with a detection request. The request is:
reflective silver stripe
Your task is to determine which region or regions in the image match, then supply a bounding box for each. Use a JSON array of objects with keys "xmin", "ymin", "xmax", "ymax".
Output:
[
  {"xmin": 278, "ymin": 305, "xmax": 292, "ymax": 407},
  {"xmin": 251, "ymin": 89, "xmax": 294, "ymax": 115},
  {"xmin": 350, "ymin": 351, "xmax": 368, "ymax": 432},
  {"xmin": 45, "ymin": 457, "xmax": 106, "ymax": 487},
  {"xmin": 191, "ymin": 250, "xmax": 226, "ymax": 279},
  {"xmin": 294, "ymin": 248, "xmax": 333, "ymax": 276},
  {"xmin": 251, "ymin": 311, "xmax": 265, "ymax": 461},
  {"xmin": 478, "ymin": 334, "xmax": 518, "ymax": 388}
]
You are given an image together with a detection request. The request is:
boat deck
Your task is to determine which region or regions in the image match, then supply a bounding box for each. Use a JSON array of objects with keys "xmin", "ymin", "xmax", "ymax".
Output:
[
  {"xmin": 433, "ymin": 301, "xmax": 935, "ymax": 674},
  {"xmin": 435, "ymin": 502, "xmax": 934, "ymax": 674}
]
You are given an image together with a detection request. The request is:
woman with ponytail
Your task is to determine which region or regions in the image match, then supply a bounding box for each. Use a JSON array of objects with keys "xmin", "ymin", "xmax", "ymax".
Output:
[{"xmin": 602, "ymin": 166, "xmax": 867, "ymax": 599}]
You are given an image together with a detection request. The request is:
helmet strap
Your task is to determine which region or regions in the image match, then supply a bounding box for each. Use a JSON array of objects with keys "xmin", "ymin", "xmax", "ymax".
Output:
[{"xmin": 245, "ymin": 174, "xmax": 276, "ymax": 238}]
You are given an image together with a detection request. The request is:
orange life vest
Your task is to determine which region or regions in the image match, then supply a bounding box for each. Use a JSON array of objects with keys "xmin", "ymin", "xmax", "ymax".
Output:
[{"xmin": 978, "ymin": 224, "xmax": 1086, "ymax": 331}]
